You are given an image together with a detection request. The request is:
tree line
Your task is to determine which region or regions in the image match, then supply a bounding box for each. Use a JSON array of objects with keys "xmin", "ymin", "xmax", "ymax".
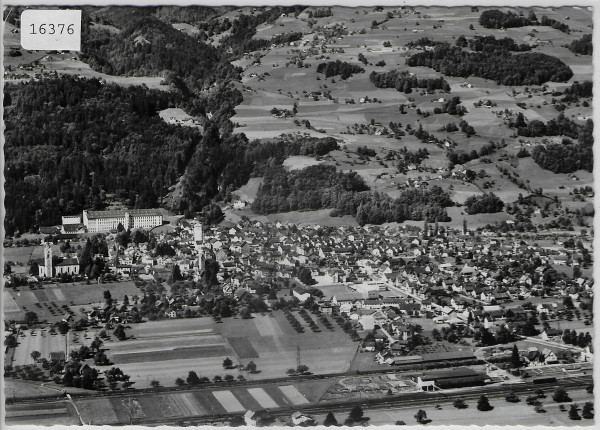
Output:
[
  {"xmin": 406, "ymin": 42, "xmax": 573, "ymax": 86},
  {"xmin": 464, "ymin": 193, "xmax": 504, "ymax": 214},
  {"xmin": 456, "ymin": 34, "xmax": 532, "ymax": 52},
  {"xmin": 369, "ymin": 70, "xmax": 450, "ymax": 93},
  {"xmin": 513, "ymin": 114, "xmax": 593, "ymax": 173},
  {"xmin": 317, "ymin": 60, "xmax": 365, "ymax": 79},
  {"xmin": 567, "ymin": 34, "xmax": 592, "ymax": 55},
  {"xmin": 479, "ymin": 9, "xmax": 570, "ymax": 33},
  {"xmin": 252, "ymin": 164, "xmax": 453, "ymax": 225}
]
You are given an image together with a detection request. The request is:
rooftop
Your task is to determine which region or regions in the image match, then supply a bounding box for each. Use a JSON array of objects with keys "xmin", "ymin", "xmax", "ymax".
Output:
[{"xmin": 85, "ymin": 209, "xmax": 162, "ymax": 219}]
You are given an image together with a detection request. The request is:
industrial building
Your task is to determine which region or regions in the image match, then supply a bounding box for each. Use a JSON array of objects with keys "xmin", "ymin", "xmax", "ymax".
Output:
[{"xmin": 413, "ymin": 367, "xmax": 487, "ymax": 391}]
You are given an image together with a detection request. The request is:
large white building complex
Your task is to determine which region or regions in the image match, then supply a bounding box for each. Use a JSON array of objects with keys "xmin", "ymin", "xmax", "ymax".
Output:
[{"xmin": 83, "ymin": 209, "xmax": 163, "ymax": 233}]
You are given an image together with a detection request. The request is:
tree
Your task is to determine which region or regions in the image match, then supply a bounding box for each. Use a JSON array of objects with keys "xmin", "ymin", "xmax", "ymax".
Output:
[
  {"xmin": 286, "ymin": 368, "xmax": 296, "ymax": 376},
  {"xmin": 505, "ymin": 391, "xmax": 520, "ymax": 403},
  {"xmin": 246, "ymin": 361, "xmax": 257, "ymax": 373},
  {"xmin": 103, "ymin": 290, "xmax": 112, "ymax": 303},
  {"xmin": 347, "ymin": 405, "xmax": 364, "ymax": 423},
  {"xmin": 581, "ymin": 402, "xmax": 594, "ymax": 419},
  {"xmin": 30, "ymin": 351, "xmax": 41, "ymax": 362},
  {"xmin": 150, "ymin": 380, "xmax": 160, "ymax": 388},
  {"xmin": 94, "ymin": 351, "xmax": 108, "ymax": 365},
  {"xmin": 453, "ymin": 399, "xmax": 468, "ymax": 409},
  {"xmin": 57, "ymin": 321, "xmax": 70, "ymax": 335},
  {"xmin": 477, "ymin": 395, "xmax": 493, "ymax": 411},
  {"xmin": 113, "ymin": 324, "xmax": 127, "ymax": 341},
  {"xmin": 510, "ymin": 344, "xmax": 522, "ymax": 368},
  {"xmin": 213, "ymin": 375, "xmax": 222, "ymax": 382},
  {"xmin": 224, "ymin": 374, "xmax": 234, "ymax": 382},
  {"xmin": 24, "ymin": 311, "xmax": 39, "ymax": 327},
  {"xmin": 414, "ymin": 410, "xmax": 428, "ymax": 424},
  {"xmin": 240, "ymin": 307, "xmax": 252, "ymax": 319},
  {"xmin": 4, "ymin": 334, "xmax": 17, "ymax": 348},
  {"xmin": 552, "ymin": 387, "xmax": 571, "ymax": 403},
  {"xmin": 175, "ymin": 377, "xmax": 186, "ymax": 386},
  {"xmin": 187, "ymin": 371, "xmax": 200, "ymax": 385},
  {"xmin": 569, "ymin": 404, "xmax": 581, "ymax": 420},
  {"xmin": 223, "ymin": 357, "xmax": 233, "ymax": 369},
  {"xmin": 323, "ymin": 412, "xmax": 338, "ymax": 426},
  {"xmin": 296, "ymin": 364, "xmax": 309, "ymax": 374}
]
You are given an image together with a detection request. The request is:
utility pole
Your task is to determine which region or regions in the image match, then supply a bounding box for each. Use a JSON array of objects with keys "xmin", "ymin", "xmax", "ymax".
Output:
[{"xmin": 296, "ymin": 344, "xmax": 301, "ymax": 369}]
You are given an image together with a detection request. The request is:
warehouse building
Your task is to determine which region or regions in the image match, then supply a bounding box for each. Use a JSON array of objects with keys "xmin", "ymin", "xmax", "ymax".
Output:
[{"xmin": 413, "ymin": 367, "xmax": 487, "ymax": 391}]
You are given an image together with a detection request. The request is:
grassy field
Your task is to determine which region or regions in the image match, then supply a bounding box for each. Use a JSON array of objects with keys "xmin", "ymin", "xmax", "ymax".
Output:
[
  {"xmin": 226, "ymin": 6, "xmax": 593, "ymax": 230},
  {"xmin": 312, "ymin": 387, "xmax": 594, "ymax": 426},
  {"xmin": 77, "ymin": 312, "xmax": 359, "ymax": 389},
  {"xmin": 5, "ymin": 400, "xmax": 81, "ymax": 426},
  {"xmin": 4, "ymin": 280, "xmax": 143, "ymax": 323}
]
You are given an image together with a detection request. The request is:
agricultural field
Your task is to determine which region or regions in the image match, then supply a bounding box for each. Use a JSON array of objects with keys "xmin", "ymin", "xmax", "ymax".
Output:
[
  {"xmin": 72, "ymin": 378, "xmax": 330, "ymax": 425},
  {"xmin": 5, "ymin": 400, "xmax": 81, "ymax": 426},
  {"xmin": 3, "ymin": 280, "xmax": 143, "ymax": 323},
  {"xmin": 223, "ymin": 5, "xmax": 594, "ymax": 230},
  {"xmin": 80, "ymin": 312, "xmax": 360, "ymax": 389}
]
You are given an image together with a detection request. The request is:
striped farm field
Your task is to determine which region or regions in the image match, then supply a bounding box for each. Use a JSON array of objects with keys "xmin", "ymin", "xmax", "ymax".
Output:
[
  {"xmin": 247, "ymin": 387, "xmax": 279, "ymax": 408},
  {"xmin": 212, "ymin": 390, "xmax": 245, "ymax": 413},
  {"xmin": 75, "ymin": 398, "xmax": 119, "ymax": 425},
  {"xmin": 5, "ymin": 400, "xmax": 80, "ymax": 426},
  {"xmin": 279, "ymin": 385, "xmax": 310, "ymax": 405},
  {"xmin": 110, "ymin": 344, "xmax": 231, "ymax": 364}
]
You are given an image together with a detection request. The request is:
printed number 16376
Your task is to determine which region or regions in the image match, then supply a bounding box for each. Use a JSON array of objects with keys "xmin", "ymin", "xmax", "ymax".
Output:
[{"xmin": 29, "ymin": 23, "xmax": 75, "ymax": 35}]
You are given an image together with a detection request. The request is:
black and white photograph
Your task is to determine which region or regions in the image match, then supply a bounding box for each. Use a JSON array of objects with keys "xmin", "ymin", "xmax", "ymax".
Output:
[{"xmin": 1, "ymin": 1, "xmax": 596, "ymax": 427}]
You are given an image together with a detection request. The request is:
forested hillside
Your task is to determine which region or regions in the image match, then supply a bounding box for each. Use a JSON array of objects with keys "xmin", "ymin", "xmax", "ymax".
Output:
[
  {"xmin": 3, "ymin": 77, "xmax": 252, "ymax": 235},
  {"xmin": 406, "ymin": 43, "xmax": 573, "ymax": 86},
  {"xmin": 81, "ymin": 14, "xmax": 239, "ymax": 91}
]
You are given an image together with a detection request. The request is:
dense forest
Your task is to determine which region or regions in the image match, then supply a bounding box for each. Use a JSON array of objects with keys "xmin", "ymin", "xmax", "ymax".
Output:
[
  {"xmin": 456, "ymin": 35, "xmax": 532, "ymax": 52},
  {"xmin": 252, "ymin": 165, "xmax": 453, "ymax": 225},
  {"xmin": 567, "ymin": 34, "xmax": 593, "ymax": 55},
  {"xmin": 244, "ymin": 136, "xmax": 340, "ymax": 176},
  {"xmin": 515, "ymin": 114, "xmax": 595, "ymax": 174},
  {"xmin": 81, "ymin": 14, "xmax": 238, "ymax": 91},
  {"xmin": 406, "ymin": 42, "xmax": 573, "ymax": 86},
  {"xmin": 478, "ymin": 9, "xmax": 534, "ymax": 29},
  {"xmin": 561, "ymin": 81, "xmax": 593, "ymax": 103},
  {"xmin": 3, "ymin": 76, "xmax": 255, "ymax": 234},
  {"xmin": 317, "ymin": 61, "xmax": 365, "ymax": 79},
  {"xmin": 532, "ymin": 142, "xmax": 593, "ymax": 174},
  {"xmin": 464, "ymin": 193, "xmax": 504, "ymax": 214},
  {"xmin": 369, "ymin": 70, "xmax": 450, "ymax": 93},
  {"xmin": 479, "ymin": 10, "xmax": 570, "ymax": 33},
  {"xmin": 512, "ymin": 113, "xmax": 592, "ymax": 141}
]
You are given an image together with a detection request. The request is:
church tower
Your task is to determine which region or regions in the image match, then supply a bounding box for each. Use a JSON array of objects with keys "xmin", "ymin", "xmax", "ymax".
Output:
[
  {"xmin": 44, "ymin": 242, "xmax": 53, "ymax": 277},
  {"xmin": 194, "ymin": 223, "xmax": 205, "ymax": 271}
]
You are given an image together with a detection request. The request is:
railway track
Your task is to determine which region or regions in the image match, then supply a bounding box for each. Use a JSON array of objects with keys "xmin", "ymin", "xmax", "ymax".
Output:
[{"xmin": 18, "ymin": 374, "xmax": 587, "ymax": 426}]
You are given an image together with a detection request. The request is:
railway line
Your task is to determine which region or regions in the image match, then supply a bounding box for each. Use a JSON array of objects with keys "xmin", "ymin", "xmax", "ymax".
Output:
[{"xmin": 11, "ymin": 372, "xmax": 590, "ymax": 426}]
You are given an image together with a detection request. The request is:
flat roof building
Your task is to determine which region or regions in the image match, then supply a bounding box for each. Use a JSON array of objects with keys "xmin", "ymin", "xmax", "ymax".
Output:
[{"xmin": 413, "ymin": 367, "xmax": 487, "ymax": 391}]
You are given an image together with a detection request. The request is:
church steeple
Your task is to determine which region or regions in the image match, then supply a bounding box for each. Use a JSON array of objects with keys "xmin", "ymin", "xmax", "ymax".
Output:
[{"xmin": 44, "ymin": 242, "xmax": 53, "ymax": 277}]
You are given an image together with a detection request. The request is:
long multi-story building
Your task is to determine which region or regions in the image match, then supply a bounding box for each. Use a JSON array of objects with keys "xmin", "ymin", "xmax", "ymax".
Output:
[{"xmin": 82, "ymin": 209, "xmax": 163, "ymax": 233}]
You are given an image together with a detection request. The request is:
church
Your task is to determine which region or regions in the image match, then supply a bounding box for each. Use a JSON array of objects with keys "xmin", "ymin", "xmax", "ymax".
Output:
[{"xmin": 38, "ymin": 243, "xmax": 80, "ymax": 278}]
